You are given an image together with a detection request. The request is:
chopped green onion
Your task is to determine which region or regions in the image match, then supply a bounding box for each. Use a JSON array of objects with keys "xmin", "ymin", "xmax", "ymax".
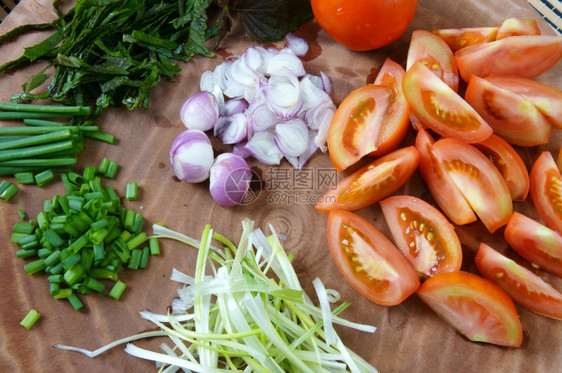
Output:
[
  {"xmin": 84, "ymin": 131, "xmax": 116, "ymax": 144},
  {"xmin": 24, "ymin": 259, "xmax": 47, "ymax": 275},
  {"xmin": 148, "ymin": 237, "xmax": 160, "ymax": 255},
  {"xmin": 84, "ymin": 277, "xmax": 106, "ymax": 293},
  {"xmin": 20, "ymin": 309, "xmax": 41, "ymax": 329},
  {"xmin": 139, "ymin": 247, "xmax": 149, "ymax": 269},
  {"xmin": 15, "ymin": 172, "xmax": 35, "ymax": 185},
  {"xmin": 108, "ymin": 280, "xmax": 127, "ymax": 300},
  {"xmin": 0, "ymin": 103, "xmax": 92, "ymax": 115},
  {"xmin": 35, "ymin": 169, "xmax": 55, "ymax": 187},
  {"xmin": 128, "ymin": 249, "xmax": 142, "ymax": 270},
  {"xmin": 125, "ymin": 182, "xmax": 137, "ymax": 201},
  {"xmin": 0, "ymin": 179, "xmax": 19, "ymax": 200},
  {"xmin": 98, "ymin": 158, "xmax": 110, "ymax": 174},
  {"xmin": 67, "ymin": 293, "xmax": 84, "ymax": 311},
  {"xmin": 105, "ymin": 160, "xmax": 119, "ymax": 179}
]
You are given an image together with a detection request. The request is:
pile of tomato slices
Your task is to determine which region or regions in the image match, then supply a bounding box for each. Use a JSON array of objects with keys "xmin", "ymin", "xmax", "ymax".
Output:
[{"xmin": 318, "ymin": 17, "xmax": 562, "ymax": 348}]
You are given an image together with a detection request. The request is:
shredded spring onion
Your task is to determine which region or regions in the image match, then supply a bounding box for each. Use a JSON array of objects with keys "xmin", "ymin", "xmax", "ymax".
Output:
[{"xmin": 54, "ymin": 219, "xmax": 379, "ymax": 372}]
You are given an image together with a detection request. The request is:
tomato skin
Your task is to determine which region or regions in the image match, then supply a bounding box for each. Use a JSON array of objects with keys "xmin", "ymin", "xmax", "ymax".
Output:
[
  {"xmin": 432, "ymin": 27, "xmax": 498, "ymax": 52},
  {"xmin": 316, "ymin": 146, "xmax": 420, "ymax": 212},
  {"xmin": 496, "ymin": 18, "xmax": 541, "ymax": 40},
  {"xmin": 380, "ymin": 195, "xmax": 462, "ymax": 279},
  {"xmin": 328, "ymin": 59, "xmax": 410, "ymax": 171},
  {"xmin": 432, "ymin": 138, "xmax": 513, "ymax": 233},
  {"xmin": 504, "ymin": 212, "xmax": 562, "ymax": 278},
  {"xmin": 326, "ymin": 210, "xmax": 420, "ymax": 306},
  {"xmin": 455, "ymin": 35, "xmax": 562, "ymax": 81},
  {"xmin": 417, "ymin": 271, "xmax": 523, "ymax": 348},
  {"xmin": 475, "ymin": 243, "xmax": 562, "ymax": 320},
  {"xmin": 473, "ymin": 134, "xmax": 530, "ymax": 202},
  {"xmin": 415, "ymin": 128, "xmax": 477, "ymax": 225},
  {"xmin": 402, "ymin": 62, "xmax": 493, "ymax": 143},
  {"xmin": 465, "ymin": 75, "xmax": 554, "ymax": 146},
  {"xmin": 407, "ymin": 30, "xmax": 459, "ymax": 92},
  {"xmin": 530, "ymin": 151, "xmax": 562, "ymax": 234},
  {"xmin": 484, "ymin": 75, "xmax": 562, "ymax": 129},
  {"xmin": 311, "ymin": 0, "xmax": 417, "ymax": 51}
]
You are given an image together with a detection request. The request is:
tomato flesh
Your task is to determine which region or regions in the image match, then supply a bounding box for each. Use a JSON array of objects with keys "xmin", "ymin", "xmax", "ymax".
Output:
[
  {"xmin": 496, "ymin": 18, "xmax": 541, "ymax": 39},
  {"xmin": 407, "ymin": 30, "xmax": 459, "ymax": 92},
  {"xmin": 432, "ymin": 27, "xmax": 498, "ymax": 52},
  {"xmin": 380, "ymin": 195, "xmax": 462, "ymax": 279},
  {"xmin": 417, "ymin": 271, "xmax": 523, "ymax": 348},
  {"xmin": 465, "ymin": 75, "xmax": 554, "ymax": 146},
  {"xmin": 316, "ymin": 146, "xmax": 420, "ymax": 212},
  {"xmin": 433, "ymin": 138, "xmax": 513, "ymax": 233},
  {"xmin": 473, "ymin": 134, "xmax": 530, "ymax": 201},
  {"xmin": 475, "ymin": 243, "xmax": 562, "ymax": 320},
  {"xmin": 504, "ymin": 212, "xmax": 562, "ymax": 278},
  {"xmin": 455, "ymin": 35, "xmax": 562, "ymax": 81},
  {"xmin": 327, "ymin": 210, "xmax": 420, "ymax": 306},
  {"xmin": 530, "ymin": 151, "xmax": 562, "ymax": 234},
  {"xmin": 403, "ymin": 62, "xmax": 492, "ymax": 143}
]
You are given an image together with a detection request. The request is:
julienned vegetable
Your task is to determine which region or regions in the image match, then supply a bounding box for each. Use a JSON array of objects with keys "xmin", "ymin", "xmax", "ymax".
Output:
[
  {"xmin": 55, "ymin": 219, "xmax": 379, "ymax": 372},
  {"xmin": 11, "ymin": 162, "xmax": 157, "ymax": 311}
]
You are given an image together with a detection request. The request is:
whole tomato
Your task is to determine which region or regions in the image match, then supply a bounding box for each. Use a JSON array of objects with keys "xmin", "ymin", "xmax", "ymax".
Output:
[{"xmin": 311, "ymin": 0, "xmax": 418, "ymax": 51}]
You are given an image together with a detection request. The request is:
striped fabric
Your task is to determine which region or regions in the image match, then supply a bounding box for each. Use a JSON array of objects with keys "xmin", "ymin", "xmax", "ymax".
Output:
[{"xmin": 528, "ymin": 0, "xmax": 562, "ymax": 34}]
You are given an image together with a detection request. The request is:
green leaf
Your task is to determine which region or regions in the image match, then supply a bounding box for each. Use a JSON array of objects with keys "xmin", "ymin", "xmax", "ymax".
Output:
[
  {"xmin": 21, "ymin": 69, "xmax": 51, "ymax": 93},
  {"xmin": 229, "ymin": 0, "xmax": 313, "ymax": 43},
  {"xmin": 23, "ymin": 31, "xmax": 65, "ymax": 61}
]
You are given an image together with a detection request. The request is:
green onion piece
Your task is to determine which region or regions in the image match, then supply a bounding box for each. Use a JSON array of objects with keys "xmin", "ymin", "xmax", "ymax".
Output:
[
  {"xmin": 0, "ymin": 103, "xmax": 92, "ymax": 115},
  {"xmin": 23, "ymin": 119, "xmax": 67, "ymax": 127},
  {"xmin": 35, "ymin": 169, "xmax": 55, "ymax": 187},
  {"xmin": 148, "ymin": 237, "xmax": 160, "ymax": 255},
  {"xmin": 0, "ymin": 180, "xmax": 19, "ymax": 201},
  {"xmin": 63, "ymin": 263, "xmax": 85, "ymax": 285},
  {"xmin": 84, "ymin": 131, "xmax": 116, "ymax": 144},
  {"xmin": 105, "ymin": 161, "xmax": 119, "ymax": 179},
  {"xmin": 16, "ymin": 248, "xmax": 37, "ymax": 258},
  {"xmin": 0, "ymin": 140, "xmax": 75, "ymax": 162},
  {"xmin": 44, "ymin": 250, "xmax": 61, "ymax": 267},
  {"xmin": 53, "ymin": 288, "xmax": 72, "ymax": 299},
  {"xmin": 60, "ymin": 173, "xmax": 76, "ymax": 193},
  {"xmin": 132, "ymin": 213, "xmax": 144, "ymax": 234},
  {"xmin": 17, "ymin": 209, "xmax": 27, "ymax": 220},
  {"xmin": 15, "ymin": 172, "xmax": 35, "ymax": 185},
  {"xmin": 124, "ymin": 210, "xmax": 135, "ymax": 230},
  {"xmin": 49, "ymin": 262, "xmax": 64, "ymax": 275},
  {"xmin": 108, "ymin": 280, "xmax": 127, "ymax": 300},
  {"xmin": 89, "ymin": 268, "xmax": 118, "ymax": 281},
  {"xmin": 13, "ymin": 221, "xmax": 35, "ymax": 235},
  {"xmin": 125, "ymin": 182, "xmax": 137, "ymax": 201},
  {"xmin": 127, "ymin": 249, "xmax": 142, "ymax": 270},
  {"xmin": 126, "ymin": 232, "xmax": 147, "ymax": 251},
  {"xmin": 0, "ymin": 112, "xmax": 75, "ymax": 120},
  {"xmin": 20, "ymin": 309, "xmax": 41, "ymax": 329},
  {"xmin": 139, "ymin": 246, "xmax": 149, "ymax": 269},
  {"xmin": 47, "ymin": 274, "xmax": 64, "ymax": 283},
  {"xmin": 68, "ymin": 234, "xmax": 89, "ymax": 254},
  {"xmin": 37, "ymin": 248, "xmax": 52, "ymax": 258},
  {"xmin": 24, "ymin": 259, "xmax": 47, "ymax": 275},
  {"xmin": 0, "ymin": 129, "xmax": 73, "ymax": 151},
  {"xmin": 98, "ymin": 158, "xmax": 110, "ymax": 174},
  {"xmin": 50, "ymin": 282, "xmax": 60, "ymax": 296},
  {"xmin": 84, "ymin": 277, "xmax": 106, "ymax": 293},
  {"xmin": 83, "ymin": 166, "xmax": 96, "ymax": 181},
  {"xmin": 67, "ymin": 293, "xmax": 84, "ymax": 311}
]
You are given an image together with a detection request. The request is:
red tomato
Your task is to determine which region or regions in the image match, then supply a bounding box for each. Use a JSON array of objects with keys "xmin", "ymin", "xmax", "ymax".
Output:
[
  {"xmin": 496, "ymin": 18, "xmax": 541, "ymax": 40},
  {"xmin": 473, "ymin": 134, "xmax": 530, "ymax": 201},
  {"xmin": 432, "ymin": 27, "xmax": 498, "ymax": 52},
  {"xmin": 415, "ymin": 128, "xmax": 477, "ymax": 225},
  {"xmin": 432, "ymin": 138, "xmax": 513, "ymax": 233},
  {"xmin": 380, "ymin": 195, "xmax": 462, "ymax": 279},
  {"xmin": 455, "ymin": 35, "xmax": 562, "ymax": 81},
  {"xmin": 327, "ymin": 59, "xmax": 410, "ymax": 171},
  {"xmin": 402, "ymin": 61, "xmax": 493, "ymax": 143},
  {"xmin": 558, "ymin": 146, "xmax": 562, "ymax": 172},
  {"xmin": 326, "ymin": 210, "xmax": 420, "ymax": 305},
  {"xmin": 530, "ymin": 151, "xmax": 562, "ymax": 234},
  {"xmin": 311, "ymin": 0, "xmax": 418, "ymax": 51},
  {"xmin": 504, "ymin": 212, "xmax": 562, "ymax": 278},
  {"xmin": 316, "ymin": 146, "xmax": 420, "ymax": 212},
  {"xmin": 407, "ymin": 30, "xmax": 459, "ymax": 92},
  {"xmin": 475, "ymin": 242, "xmax": 562, "ymax": 320},
  {"xmin": 485, "ymin": 75, "xmax": 562, "ymax": 129},
  {"xmin": 465, "ymin": 75, "xmax": 554, "ymax": 146},
  {"xmin": 417, "ymin": 271, "xmax": 523, "ymax": 348}
]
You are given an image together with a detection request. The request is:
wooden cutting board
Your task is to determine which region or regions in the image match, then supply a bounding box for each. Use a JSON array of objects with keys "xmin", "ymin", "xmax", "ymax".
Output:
[{"xmin": 0, "ymin": 1, "xmax": 560, "ymax": 372}]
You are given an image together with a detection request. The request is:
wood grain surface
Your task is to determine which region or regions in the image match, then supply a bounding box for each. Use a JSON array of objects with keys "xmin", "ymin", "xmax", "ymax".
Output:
[{"xmin": 0, "ymin": 1, "xmax": 560, "ymax": 372}]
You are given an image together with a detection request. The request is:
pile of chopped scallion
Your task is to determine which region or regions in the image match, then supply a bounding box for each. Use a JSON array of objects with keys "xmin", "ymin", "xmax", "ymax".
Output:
[
  {"xmin": 55, "ymin": 219, "xmax": 379, "ymax": 372},
  {"xmin": 12, "ymin": 161, "xmax": 159, "ymax": 311}
]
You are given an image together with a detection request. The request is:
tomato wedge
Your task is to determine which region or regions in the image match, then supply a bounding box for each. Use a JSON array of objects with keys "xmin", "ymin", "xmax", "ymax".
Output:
[
  {"xmin": 327, "ymin": 59, "xmax": 410, "ymax": 171},
  {"xmin": 326, "ymin": 210, "xmax": 420, "ymax": 306},
  {"xmin": 432, "ymin": 138, "xmax": 513, "ymax": 233},
  {"xmin": 558, "ymin": 146, "xmax": 562, "ymax": 172},
  {"xmin": 380, "ymin": 195, "xmax": 462, "ymax": 279},
  {"xmin": 417, "ymin": 271, "xmax": 523, "ymax": 348},
  {"xmin": 403, "ymin": 61, "xmax": 492, "ymax": 142},
  {"xmin": 455, "ymin": 35, "xmax": 562, "ymax": 81},
  {"xmin": 530, "ymin": 151, "xmax": 562, "ymax": 234},
  {"xmin": 316, "ymin": 146, "xmax": 420, "ymax": 212},
  {"xmin": 484, "ymin": 75, "xmax": 562, "ymax": 129},
  {"xmin": 432, "ymin": 27, "xmax": 498, "ymax": 52},
  {"xmin": 415, "ymin": 128, "xmax": 477, "ymax": 225},
  {"xmin": 465, "ymin": 75, "xmax": 554, "ymax": 146},
  {"xmin": 406, "ymin": 30, "xmax": 459, "ymax": 92},
  {"xmin": 504, "ymin": 212, "xmax": 562, "ymax": 278},
  {"xmin": 473, "ymin": 134, "xmax": 529, "ymax": 201},
  {"xmin": 496, "ymin": 18, "xmax": 541, "ymax": 39},
  {"xmin": 475, "ymin": 242, "xmax": 562, "ymax": 320}
]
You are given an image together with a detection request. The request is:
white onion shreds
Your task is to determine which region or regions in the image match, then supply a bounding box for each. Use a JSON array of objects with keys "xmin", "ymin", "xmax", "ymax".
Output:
[
  {"xmin": 213, "ymin": 112, "xmax": 248, "ymax": 145},
  {"xmin": 285, "ymin": 33, "xmax": 309, "ymax": 57},
  {"xmin": 221, "ymin": 98, "xmax": 249, "ymax": 116},
  {"xmin": 320, "ymin": 71, "xmax": 333, "ymax": 94},
  {"xmin": 264, "ymin": 72, "xmax": 302, "ymax": 119},
  {"xmin": 209, "ymin": 153, "xmax": 251, "ymax": 207},
  {"xmin": 179, "ymin": 91, "xmax": 219, "ymax": 131},
  {"xmin": 169, "ymin": 129, "xmax": 214, "ymax": 183},
  {"xmin": 267, "ymin": 50, "xmax": 306, "ymax": 78},
  {"xmin": 244, "ymin": 131, "xmax": 283, "ymax": 165},
  {"xmin": 274, "ymin": 119, "xmax": 309, "ymax": 157},
  {"xmin": 312, "ymin": 278, "xmax": 337, "ymax": 346},
  {"xmin": 248, "ymin": 103, "xmax": 279, "ymax": 133},
  {"xmin": 314, "ymin": 104, "xmax": 336, "ymax": 152}
]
